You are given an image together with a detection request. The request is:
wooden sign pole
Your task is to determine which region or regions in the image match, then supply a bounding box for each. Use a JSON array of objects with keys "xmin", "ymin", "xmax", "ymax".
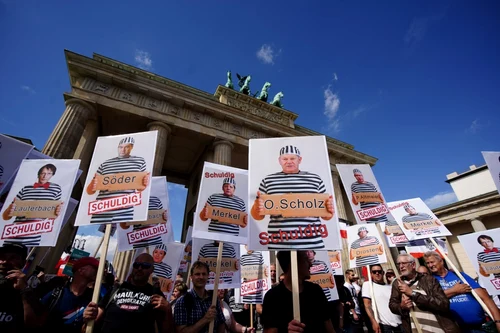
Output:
[
  {"xmin": 86, "ymin": 223, "xmax": 112, "ymax": 333},
  {"xmin": 208, "ymin": 242, "xmax": 224, "ymax": 333},
  {"xmin": 250, "ymin": 304, "xmax": 254, "ymax": 329},
  {"xmin": 429, "ymin": 237, "xmax": 493, "ymax": 318},
  {"xmin": 290, "ymin": 251, "xmax": 301, "ymax": 322},
  {"xmin": 366, "ymin": 265, "xmax": 379, "ymax": 323},
  {"xmin": 186, "ymin": 262, "xmax": 192, "ymax": 289}
]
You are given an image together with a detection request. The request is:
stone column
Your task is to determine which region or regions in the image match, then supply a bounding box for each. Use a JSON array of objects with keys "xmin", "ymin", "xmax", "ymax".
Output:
[
  {"xmin": 471, "ymin": 218, "xmax": 487, "ymax": 232},
  {"xmin": 332, "ymin": 171, "xmax": 348, "ymax": 220},
  {"xmin": 213, "ymin": 140, "xmax": 233, "ymax": 166},
  {"xmin": 147, "ymin": 122, "xmax": 171, "ymax": 175},
  {"xmin": 74, "ymin": 118, "xmax": 99, "ymax": 182},
  {"xmin": 43, "ymin": 99, "xmax": 96, "ymax": 158}
]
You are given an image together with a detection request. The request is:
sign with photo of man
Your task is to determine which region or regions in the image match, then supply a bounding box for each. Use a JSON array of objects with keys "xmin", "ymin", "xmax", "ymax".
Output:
[
  {"xmin": 116, "ymin": 176, "xmax": 173, "ymax": 252},
  {"xmin": 0, "ymin": 134, "xmax": 34, "ymax": 196},
  {"xmin": 238, "ymin": 244, "xmax": 271, "ymax": 304},
  {"xmin": 347, "ymin": 224, "xmax": 387, "ymax": 268},
  {"xmin": 248, "ymin": 136, "xmax": 340, "ymax": 251},
  {"xmin": 192, "ymin": 238, "xmax": 241, "ymax": 289},
  {"xmin": 193, "ymin": 162, "xmax": 248, "ymax": 244},
  {"xmin": 306, "ymin": 250, "xmax": 339, "ymax": 301},
  {"xmin": 0, "ymin": 159, "xmax": 80, "ymax": 246},
  {"xmin": 75, "ymin": 131, "xmax": 157, "ymax": 226},
  {"xmin": 458, "ymin": 228, "xmax": 500, "ymax": 296}
]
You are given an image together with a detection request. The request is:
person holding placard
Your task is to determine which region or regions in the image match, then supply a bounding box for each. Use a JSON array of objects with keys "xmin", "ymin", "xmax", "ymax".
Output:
[
  {"xmin": 251, "ymin": 145, "xmax": 335, "ymax": 250},
  {"xmin": 424, "ymin": 251, "xmax": 500, "ymax": 333},
  {"xmin": 349, "ymin": 227, "xmax": 383, "ymax": 267},
  {"xmin": 476, "ymin": 235, "xmax": 500, "ymax": 279},
  {"xmin": 86, "ymin": 136, "xmax": 149, "ymax": 224},
  {"xmin": 200, "ymin": 177, "xmax": 247, "ymax": 236},
  {"xmin": 350, "ymin": 169, "xmax": 388, "ymax": 223},
  {"xmin": 2, "ymin": 163, "xmax": 63, "ymax": 246}
]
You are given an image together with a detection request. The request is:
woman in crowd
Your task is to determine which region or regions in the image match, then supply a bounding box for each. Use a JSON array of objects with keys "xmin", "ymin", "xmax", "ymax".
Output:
[
  {"xmin": 217, "ymin": 289, "xmax": 255, "ymax": 333},
  {"xmin": 170, "ymin": 282, "xmax": 188, "ymax": 314}
]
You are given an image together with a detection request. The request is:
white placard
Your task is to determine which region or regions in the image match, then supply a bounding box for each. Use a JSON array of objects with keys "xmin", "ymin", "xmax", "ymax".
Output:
[
  {"xmin": 346, "ymin": 224, "xmax": 387, "ymax": 268},
  {"xmin": 0, "ymin": 134, "xmax": 34, "ymax": 195},
  {"xmin": 307, "ymin": 250, "xmax": 339, "ymax": 301},
  {"xmin": 483, "ymin": 152, "xmax": 500, "ymax": 195},
  {"xmin": 179, "ymin": 226, "xmax": 193, "ymax": 273},
  {"xmin": 239, "ymin": 245, "xmax": 272, "ymax": 304}
]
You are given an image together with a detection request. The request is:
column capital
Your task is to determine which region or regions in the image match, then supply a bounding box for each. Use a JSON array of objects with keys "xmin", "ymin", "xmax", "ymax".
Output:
[
  {"xmin": 65, "ymin": 98, "xmax": 97, "ymax": 119},
  {"xmin": 212, "ymin": 140, "xmax": 234, "ymax": 150},
  {"xmin": 148, "ymin": 121, "xmax": 172, "ymax": 135}
]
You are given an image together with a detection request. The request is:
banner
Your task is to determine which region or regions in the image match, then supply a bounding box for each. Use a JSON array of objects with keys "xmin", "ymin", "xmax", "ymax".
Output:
[
  {"xmin": 179, "ymin": 226, "xmax": 193, "ymax": 273},
  {"xmin": 116, "ymin": 177, "xmax": 173, "ymax": 251},
  {"xmin": 0, "ymin": 134, "xmax": 34, "ymax": 196},
  {"xmin": 248, "ymin": 136, "xmax": 340, "ymax": 251},
  {"xmin": 75, "ymin": 131, "xmax": 157, "ymax": 226},
  {"xmin": 406, "ymin": 238, "xmax": 448, "ymax": 259},
  {"xmin": 307, "ymin": 250, "xmax": 339, "ymax": 301},
  {"xmin": 483, "ymin": 152, "xmax": 500, "ymax": 195},
  {"xmin": 62, "ymin": 248, "xmax": 90, "ymax": 277},
  {"xmin": 347, "ymin": 224, "xmax": 387, "ymax": 268},
  {"xmin": 238, "ymin": 245, "xmax": 271, "ymax": 304},
  {"xmin": 193, "ymin": 162, "xmax": 248, "ymax": 244},
  {"xmin": 192, "ymin": 238, "xmax": 240, "ymax": 289},
  {"xmin": 0, "ymin": 159, "xmax": 80, "ymax": 247},
  {"xmin": 388, "ymin": 198, "xmax": 451, "ymax": 241},
  {"xmin": 458, "ymin": 228, "xmax": 500, "ymax": 296}
]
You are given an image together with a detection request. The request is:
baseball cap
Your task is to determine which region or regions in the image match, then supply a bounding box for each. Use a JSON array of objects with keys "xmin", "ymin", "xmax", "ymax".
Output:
[
  {"xmin": 0, "ymin": 243, "xmax": 28, "ymax": 258},
  {"xmin": 72, "ymin": 257, "xmax": 99, "ymax": 273},
  {"xmin": 357, "ymin": 226, "xmax": 368, "ymax": 235},
  {"xmin": 223, "ymin": 177, "xmax": 236, "ymax": 186}
]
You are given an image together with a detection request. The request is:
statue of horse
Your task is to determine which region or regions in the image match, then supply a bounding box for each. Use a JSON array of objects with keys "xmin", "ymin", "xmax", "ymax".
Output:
[
  {"xmin": 239, "ymin": 75, "xmax": 251, "ymax": 95},
  {"xmin": 225, "ymin": 70, "xmax": 234, "ymax": 89},
  {"xmin": 271, "ymin": 91, "xmax": 284, "ymax": 108},
  {"xmin": 258, "ymin": 82, "xmax": 271, "ymax": 102},
  {"xmin": 236, "ymin": 73, "xmax": 249, "ymax": 88}
]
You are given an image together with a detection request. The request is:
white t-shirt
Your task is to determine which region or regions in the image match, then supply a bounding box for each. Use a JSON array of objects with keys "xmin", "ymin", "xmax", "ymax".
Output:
[
  {"xmin": 361, "ymin": 282, "xmax": 402, "ymax": 327},
  {"xmin": 344, "ymin": 282, "xmax": 361, "ymax": 315}
]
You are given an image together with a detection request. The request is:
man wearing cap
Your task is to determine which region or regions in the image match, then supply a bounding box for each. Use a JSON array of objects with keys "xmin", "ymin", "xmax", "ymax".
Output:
[
  {"xmin": 87, "ymin": 136, "xmax": 149, "ymax": 224},
  {"xmin": 350, "ymin": 227, "xmax": 383, "ymax": 267},
  {"xmin": 350, "ymin": 169, "xmax": 389, "ymax": 223},
  {"xmin": 152, "ymin": 244, "xmax": 173, "ymax": 293},
  {"xmin": 2, "ymin": 163, "xmax": 64, "ymax": 246},
  {"xmin": 198, "ymin": 241, "xmax": 238, "ymax": 284},
  {"xmin": 200, "ymin": 177, "xmax": 247, "ymax": 236},
  {"xmin": 251, "ymin": 145, "xmax": 335, "ymax": 249},
  {"xmin": 401, "ymin": 204, "xmax": 441, "ymax": 235}
]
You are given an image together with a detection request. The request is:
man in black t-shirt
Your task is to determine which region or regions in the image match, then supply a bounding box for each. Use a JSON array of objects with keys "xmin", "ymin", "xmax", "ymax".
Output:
[
  {"xmin": 83, "ymin": 253, "xmax": 173, "ymax": 333},
  {"xmin": 261, "ymin": 251, "xmax": 335, "ymax": 333}
]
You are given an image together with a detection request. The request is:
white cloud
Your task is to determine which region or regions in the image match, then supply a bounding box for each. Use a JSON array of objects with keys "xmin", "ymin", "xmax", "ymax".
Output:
[
  {"xmin": 424, "ymin": 191, "xmax": 457, "ymax": 209},
  {"xmin": 134, "ymin": 50, "xmax": 153, "ymax": 70},
  {"xmin": 75, "ymin": 235, "xmax": 117, "ymax": 263},
  {"xmin": 333, "ymin": 73, "xmax": 338, "ymax": 81},
  {"xmin": 323, "ymin": 86, "xmax": 341, "ymax": 132},
  {"xmin": 256, "ymin": 44, "xmax": 276, "ymax": 64},
  {"xmin": 20, "ymin": 85, "xmax": 36, "ymax": 94},
  {"xmin": 466, "ymin": 119, "xmax": 481, "ymax": 134}
]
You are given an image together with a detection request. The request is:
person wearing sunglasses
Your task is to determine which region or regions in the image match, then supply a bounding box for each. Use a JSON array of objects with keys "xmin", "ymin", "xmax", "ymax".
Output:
[
  {"xmin": 361, "ymin": 264, "xmax": 402, "ymax": 333},
  {"xmin": 83, "ymin": 253, "xmax": 173, "ymax": 333},
  {"xmin": 385, "ymin": 269, "xmax": 396, "ymax": 284}
]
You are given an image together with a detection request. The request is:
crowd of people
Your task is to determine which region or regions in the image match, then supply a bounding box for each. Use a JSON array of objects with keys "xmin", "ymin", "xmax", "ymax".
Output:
[{"xmin": 2, "ymin": 242, "xmax": 500, "ymax": 333}]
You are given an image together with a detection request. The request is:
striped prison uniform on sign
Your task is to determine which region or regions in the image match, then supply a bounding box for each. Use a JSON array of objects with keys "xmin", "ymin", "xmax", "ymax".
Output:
[
  {"xmin": 4, "ymin": 182, "xmax": 62, "ymax": 246},
  {"xmin": 259, "ymin": 171, "xmax": 327, "ymax": 250},
  {"xmin": 350, "ymin": 181, "xmax": 388, "ymax": 223},
  {"xmin": 477, "ymin": 248, "xmax": 500, "ymax": 279},
  {"xmin": 90, "ymin": 156, "xmax": 147, "ymax": 224},
  {"xmin": 154, "ymin": 261, "xmax": 172, "ymax": 280},
  {"xmin": 279, "ymin": 146, "xmax": 300, "ymax": 156},
  {"xmin": 241, "ymin": 251, "xmax": 265, "ymax": 304},
  {"xmin": 401, "ymin": 212, "xmax": 433, "ymax": 223},
  {"xmin": 350, "ymin": 236, "xmax": 380, "ymax": 267},
  {"xmin": 310, "ymin": 259, "xmax": 332, "ymax": 301},
  {"xmin": 410, "ymin": 282, "xmax": 445, "ymax": 333},
  {"xmin": 199, "ymin": 242, "xmax": 236, "ymax": 284},
  {"xmin": 132, "ymin": 196, "xmax": 164, "ymax": 249},
  {"xmin": 207, "ymin": 193, "xmax": 246, "ymax": 236}
]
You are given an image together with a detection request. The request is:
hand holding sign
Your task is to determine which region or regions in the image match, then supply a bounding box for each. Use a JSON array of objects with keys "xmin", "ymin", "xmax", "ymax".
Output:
[
  {"xmin": 397, "ymin": 279, "xmax": 412, "ymax": 297},
  {"xmin": 255, "ymin": 191, "xmax": 265, "ymax": 218},
  {"xmin": 401, "ymin": 294, "xmax": 413, "ymax": 310},
  {"xmin": 162, "ymin": 210, "xmax": 167, "ymax": 222},
  {"xmin": 151, "ymin": 294, "xmax": 168, "ymax": 311},
  {"xmin": 326, "ymin": 195, "xmax": 335, "ymax": 218},
  {"xmin": 203, "ymin": 305, "xmax": 217, "ymax": 324},
  {"xmin": 55, "ymin": 202, "xmax": 64, "ymax": 217},
  {"xmin": 88, "ymin": 174, "xmax": 98, "ymax": 194},
  {"xmin": 141, "ymin": 172, "xmax": 150, "ymax": 189},
  {"xmin": 288, "ymin": 320, "xmax": 306, "ymax": 333}
]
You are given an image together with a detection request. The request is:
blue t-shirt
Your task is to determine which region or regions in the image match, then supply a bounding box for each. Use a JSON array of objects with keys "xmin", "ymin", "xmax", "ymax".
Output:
[{"xmin": 434, "ymin": 271, "xmax": 484, "ymax": 326}]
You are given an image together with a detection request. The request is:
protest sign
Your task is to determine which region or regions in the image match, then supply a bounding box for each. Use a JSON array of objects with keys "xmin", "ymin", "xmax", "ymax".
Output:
[
  {"xmin": 193, "ymin": 162, "xmax": 248, "ymax": 244},
  {"xmin": 248, "ymin": 136, "xmax": 340, "ymax": 250},
  {"xmin": 388, "ymin": 198, "xmax": 451, "ymax": 241},
  {"xmin": 192, "ymin": 238, "xmax": 240, "ymax": 289},
  {"xmin": 0, "ymin": 159, "xmax": 80, "ymax": 247},
  {"xmin": 483, "ymin": 152, "xmax": 500, "ymax": 195},
  {"xmin": 458, "ymin": 228, "xmax": 500, "ymax": 295},
  {"xmin": 75, "ymin": 131, "xmax": 157, "ymax": 226},
  {"xmin": 62, "ymin": 248, "xmax": 90, "ymax": 277},
  {"xmin": 0, "ymin": 134, "xmax": 34, "ymax": 196},
  {"xmin": 406, "ymin": 238, "xmax": 448, "ymax": 259},
  {"xmin": 179, "ymin": 226, "xmax": 193, "ymax": 273},
  {"xmin": 327, "ymin": 250, "xmax": 343, "ymax": 275},
  {"xmin": 116, "ymin": 177, "xmax": 173, "ymax": 251},
  {"xmin": 347, "ymin": 224, "xmax": 387, "ymax": 268},
  {"xmin": 306, "ymin": 250, "xmax": 339, "ymax": 301},
  {"xmin": 238, "ymin": 245, "xmax": 272, "ymax": 304}
]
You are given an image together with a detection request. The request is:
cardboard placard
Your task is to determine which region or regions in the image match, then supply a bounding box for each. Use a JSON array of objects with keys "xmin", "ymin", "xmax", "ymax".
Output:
[
  {"xmin": 154, "ymin": 276, "xmax": 173, "ymax": 294},
  {"xmin": 353, "ymin": 244, "xmax": 383, "ymax": 258},
  {"xmin": 122, "ymin": 209, "xmax": 166, "ymax": 226},
  {"xmin": 308, "ymin": 273, "xmax": 334, "ymax": 288},
  {"xmin": 200, "ymin": 258, "xmax": 237, "ymax": 272},
  {"xmin": 95, "ymin": 172, "xmax": 147, "ymax": 191},
  {"xmin": 12, "ymin": 199, "xmax": 62, "ymax": 219},
  {"xmin": 241, "ymin": 264, "xmax": 261, "ymax": 281},
  {"xmin": 259, "ymin": 193, "xmax": 330, "ymax": 218},
  {"xmin": 403, "ymin": 219, "xmax": 441, "ymax": 230},
  {"xmin": 353, "ymin": 192, "xmax": 383, "ymax": 203},
  {"xmin": 206, "ymin": 205, "xmax": 247, "ymax": 226},
  {"xmin": 328, "ymin": 251, "xmax": 341, "ymax": 263},
  {"xmin": 386, "ymin": 225, "xmax": 403, "ymax": 234},
  {"xmin": 480, "ymin": 262, "xmax": 500, "ymax": 275}
]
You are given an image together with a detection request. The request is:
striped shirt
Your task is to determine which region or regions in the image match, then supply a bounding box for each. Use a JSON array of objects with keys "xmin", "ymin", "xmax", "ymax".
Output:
[
  {"xmin": 350, "ymin": 181, "xmax": 388, "ymax": 223},
  {"xmin": 90, "ymin": 156, "xmax": 146, "ymax": 224},
  {"xmin": 154, "ymin": 261, "xmax": 172, "ymax": 280},
  {"xmin": 199, "ymin": 242, "xmax": 236, "ymax": 284},
  {"xmin": 132, "ymin": 196, "xmax": 164, "ymax": 249},
  {"xmin": 350, "ymin": 236, "xmax": 380, "ymax": 267},
  {"xmin": 402, "ymin": 212, "xmax": 433, "ymax": 223},
  {"xmin": 259, "ymin": 171, "xmax": 326, "ymax": 250},
  {"xmin": 241, "ymin": 251, "xmax": 265, "ymax": 304},
  {"xmin": 477, "ymin": 248, "xmax": 500, "ymax": 278},
  {"xmin": 310, "ymin": 259, "xmax": 332, "ymax": 301},
  {"xmin": 207, "ymin": 193, "xmax": 246, "ymax": 236},
  {"xmin": 410, "ymin": 281, "xmax": 445, "ymax": 333},
  {"xmin": 4, "ymin": 182, "xmax": 62, "ymax": 247}
]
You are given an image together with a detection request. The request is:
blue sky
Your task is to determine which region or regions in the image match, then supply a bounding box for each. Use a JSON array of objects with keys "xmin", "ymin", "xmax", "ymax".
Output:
[{"xmin": 1, "ymin": 1, "xmax": 499, "ymax": 246}]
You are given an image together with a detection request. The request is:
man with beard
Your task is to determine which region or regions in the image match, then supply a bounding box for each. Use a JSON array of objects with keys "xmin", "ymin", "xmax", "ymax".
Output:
[{"xmin": 83, "ymin": 253, "xmax": 172, "ymax": 333}]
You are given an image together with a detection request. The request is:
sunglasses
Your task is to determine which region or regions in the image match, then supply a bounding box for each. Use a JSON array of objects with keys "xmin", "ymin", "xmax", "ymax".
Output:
[
  {"xmin": 371, "ymin": 270, "xmax": 384, "ymax": 275},
  {"xmin": 133, "ymin": 262, "xmax": 152, "ymax": 270}
]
